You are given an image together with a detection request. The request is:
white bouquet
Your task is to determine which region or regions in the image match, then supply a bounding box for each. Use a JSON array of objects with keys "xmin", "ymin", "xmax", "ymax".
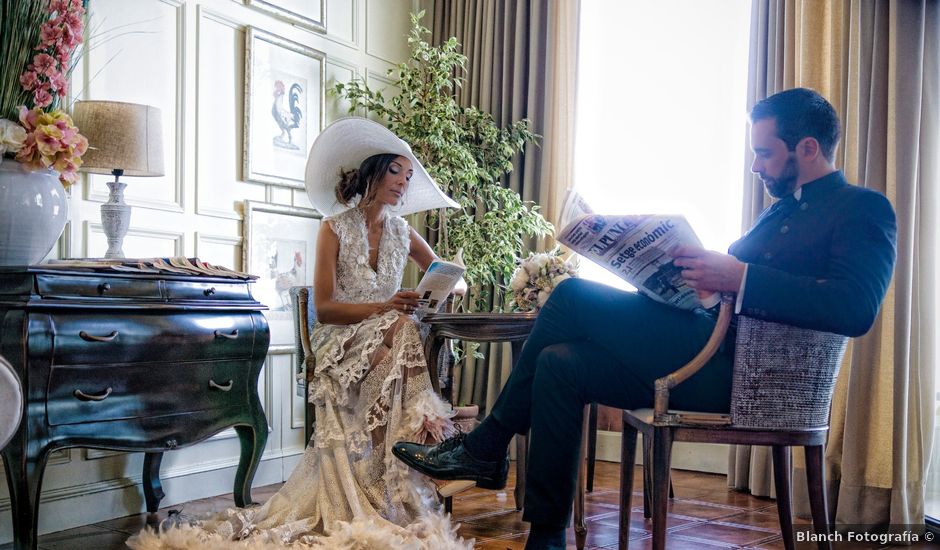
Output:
[{"xmin": 509, "ymin": 248, "xmax": 579, "ymax": 312}]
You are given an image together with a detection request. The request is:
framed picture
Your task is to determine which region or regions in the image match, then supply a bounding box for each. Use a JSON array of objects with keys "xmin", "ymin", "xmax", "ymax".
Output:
[
  {"xmin": 242, "ymin": 201, "xmax": 322, "ymax": 346},
  {"xmin": 245, "ymin": 0, "xmax": 325, "ymax": 34},
  {"xmin": 244, "ymin": 27, "xmax": 325, "ymax": 188}
]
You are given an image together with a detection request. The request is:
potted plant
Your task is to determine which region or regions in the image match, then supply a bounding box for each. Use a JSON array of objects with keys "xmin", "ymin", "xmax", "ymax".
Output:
[
  {"xmin": 334, "ymin": 11, "xmax": 553, "ymax": 313},
  {"xmin": 0, "ymin": 0, "xmax": 88, "ymax": 266}
]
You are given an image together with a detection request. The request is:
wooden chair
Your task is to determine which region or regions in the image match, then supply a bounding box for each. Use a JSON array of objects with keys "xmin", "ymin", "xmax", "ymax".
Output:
[
  {"xmin": 573, "ymin": 295, "xmax": 849, "ymax": 550},
  {"xmin": 0, "ymin": 354, "xmax": 22, "ymax": 451},
  {"xmin": 289, "ymin": 286, "xmax": 317, "ymax": 445}
]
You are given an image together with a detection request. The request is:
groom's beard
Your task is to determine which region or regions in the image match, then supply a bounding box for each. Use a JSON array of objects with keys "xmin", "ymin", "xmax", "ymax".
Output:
[{"xmin": 761, "ymin": 154, "xmax": 799, "ymax": 199}]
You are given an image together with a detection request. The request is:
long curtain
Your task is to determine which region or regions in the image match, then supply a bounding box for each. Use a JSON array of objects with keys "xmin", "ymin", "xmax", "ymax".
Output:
[
  {"xmin": 728, "ymin": 0, "xmax": 939, "ymax": 527},
  {"xmin": 429, "ymin": 0, "xmax": 579, "ymax": 412}
]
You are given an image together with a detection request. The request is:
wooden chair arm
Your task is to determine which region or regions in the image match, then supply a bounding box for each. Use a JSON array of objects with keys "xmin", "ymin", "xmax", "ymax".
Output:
[{"xmin": 653, "ymin": 294, "xmax": 735, "ymax": 421}]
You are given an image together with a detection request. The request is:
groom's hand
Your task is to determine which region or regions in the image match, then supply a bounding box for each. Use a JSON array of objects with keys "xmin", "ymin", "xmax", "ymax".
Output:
[{"xmin": 672, "ymin": 245, "xmax": 746, "ymax": 293}]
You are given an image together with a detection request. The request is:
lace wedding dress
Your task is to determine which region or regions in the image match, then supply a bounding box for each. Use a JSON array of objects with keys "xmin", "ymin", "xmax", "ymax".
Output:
[{"xmin": 129, "ymin": 208, "xmax": 469, "ymax": 550}]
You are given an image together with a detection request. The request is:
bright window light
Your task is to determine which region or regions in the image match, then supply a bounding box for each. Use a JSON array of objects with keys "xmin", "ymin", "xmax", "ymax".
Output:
[{"xmin": 573, "ymin": 0, "xmax": 752, "ymax": 289}]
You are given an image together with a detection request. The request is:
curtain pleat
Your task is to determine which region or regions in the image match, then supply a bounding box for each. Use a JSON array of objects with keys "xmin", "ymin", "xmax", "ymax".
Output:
[{"xmin": 730, "ymin": 0, "xmax": 938, "ymax": 528}]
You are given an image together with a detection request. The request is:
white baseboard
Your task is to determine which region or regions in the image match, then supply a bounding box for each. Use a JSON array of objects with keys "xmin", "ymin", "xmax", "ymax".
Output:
[
  {"xmin": 0, "ymin": 450, "xmax": 303, "ymax": 545},
  {"xmin": 595, "ymin": 430, "xmax": 729, "ymax": 474}
]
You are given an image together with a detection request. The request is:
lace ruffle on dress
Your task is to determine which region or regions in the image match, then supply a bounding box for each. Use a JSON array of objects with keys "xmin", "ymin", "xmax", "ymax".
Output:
[{"xmin": 128, "ymin": 208, "xmax": 467, "ymax": 550}]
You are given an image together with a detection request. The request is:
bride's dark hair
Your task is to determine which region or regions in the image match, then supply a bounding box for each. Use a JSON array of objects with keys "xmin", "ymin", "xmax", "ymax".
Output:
[{"xmin": 335, "ymin": 153, "xmax": 400, "ymax": 208}]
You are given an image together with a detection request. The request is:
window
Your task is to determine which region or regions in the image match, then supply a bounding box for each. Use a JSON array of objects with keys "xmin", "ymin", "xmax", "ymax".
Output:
[{"xmin": 574, "ymin": 0, "xmax": 752, "ymax": 288}]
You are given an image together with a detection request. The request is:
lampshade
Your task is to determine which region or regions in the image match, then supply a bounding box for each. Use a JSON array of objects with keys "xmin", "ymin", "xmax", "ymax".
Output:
[{"xmin": 72, "ymin": 100, "xmax": 165, "ymax": 177}]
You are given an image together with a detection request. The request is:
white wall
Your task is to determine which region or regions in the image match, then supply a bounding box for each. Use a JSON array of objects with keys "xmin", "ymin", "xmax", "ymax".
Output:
[{"xmin": 0, "ymin": 0, "xmax": 418, "ymax": 541}]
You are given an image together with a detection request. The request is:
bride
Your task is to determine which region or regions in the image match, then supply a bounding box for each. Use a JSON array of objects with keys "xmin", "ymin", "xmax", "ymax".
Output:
[{"xmin": 129, "ymin": 118, "xmax": 470, "ymax": 549}]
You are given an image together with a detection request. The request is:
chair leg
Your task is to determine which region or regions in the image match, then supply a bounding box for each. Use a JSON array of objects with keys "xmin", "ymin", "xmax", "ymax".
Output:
[
  {"xmin": 574, "ymin": 405, "xmax": 591, "ymax": 550},
  {"xmin": 642, "ymin": 435, "xmax": 652, "ymax": 518},
  {"xmin": 514, "ymin": 434, "xmax": 527, "ymax": 511},
  {"xmin": 650, "ymin": 426, "xmax": 673, "ymax": 550},
  {"xmin": 619, "ymin": 423, "xmax": 638, "ymax": 550},
  {"xmin": 587, "ymin": 402, "xmax": 598, "ymax": 493},
  {"xmin": 771, "ymin": 446, "xmax": 794, "ymax": 550},
  {"xmin": 805, "ymin": 445, "xmax": 832, "ymax": 550}
]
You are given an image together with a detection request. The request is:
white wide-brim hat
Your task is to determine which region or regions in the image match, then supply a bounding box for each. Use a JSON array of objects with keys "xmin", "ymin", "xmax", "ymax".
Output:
[{"xmin": 304, "ymin": 117, "xmax": 459, "ymax": 217}]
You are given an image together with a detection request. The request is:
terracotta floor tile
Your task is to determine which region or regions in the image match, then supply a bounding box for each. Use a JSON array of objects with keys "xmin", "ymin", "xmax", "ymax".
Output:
[
  {"xmin": 665, "ymin": 497, "xmax": 748, "ymax": 521},
  {"xmin": 564, "ymin": 520, "xmax": 622, "ymax": 548},
  {"xmin": 682, "ymin": 487, "xmax": 771, "ymax": 510},
  {"xmin": 716, "ymin": 509, "xmax": 783, "ymax": 530},
  {"xmin": 619, "ymin": 533, "xmax": 736, "ymax": 549},
  {"xmin": 472, "ymin": 533, "xmax": 529, "ymax": 549},
  {"xmin": 668, "ymin": 519, "xmax": 778, "ymax": 546},
  {"xmin": 463, "ymin": 509, "xmax": 529, "ymax": 533}
]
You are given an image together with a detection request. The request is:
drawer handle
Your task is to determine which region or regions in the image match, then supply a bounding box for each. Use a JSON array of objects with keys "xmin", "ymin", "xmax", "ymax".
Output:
[
  {"xmin": 214, "ymin": 329, "xmax": 238, "ymax": 340},
  {"xmin": 209, "ymin": 379, "xmax": 233, "ymax": 392},
  {"xmin": 74, "ymin": 387, "xmax": 113, "ymax": 401},
  {"xmin": 204, "ymin": 287, "xmax": 216, "ymax": 296},
  {"xmin": 79, "ymin": 330, "xmax": 119, "ymax": 342},
  {"xmin": 98, "ymin": 283, "xmax": 111, "ymax": 294}
]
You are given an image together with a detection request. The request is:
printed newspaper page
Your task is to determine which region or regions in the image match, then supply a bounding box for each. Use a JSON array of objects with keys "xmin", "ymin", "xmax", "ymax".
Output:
[
  {"xmin": 558, "ymin": 212, "xmax": 719, "ymax": 311},
  {"xmin": 414, "ymin": 259, "xmax": 465, "ymax": 314}
]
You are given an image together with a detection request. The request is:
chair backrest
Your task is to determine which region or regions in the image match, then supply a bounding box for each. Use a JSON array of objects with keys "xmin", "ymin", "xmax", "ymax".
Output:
[
  {"xmin": 730, "ymin": 315, "xmax": 848, "ymax": 429},
  {"xmin": 0, "ymin": 354, "xmax": 22, "ymax": 450},
  {"xmin": 289, "ymin": 286, "xmax": 316, "ymax": 443}
]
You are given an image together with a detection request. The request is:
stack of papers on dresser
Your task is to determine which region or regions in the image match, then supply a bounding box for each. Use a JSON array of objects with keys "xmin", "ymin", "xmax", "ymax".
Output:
[{"xmin": 46, "ymin": 257, "xmax": 257, "ymax": 279}]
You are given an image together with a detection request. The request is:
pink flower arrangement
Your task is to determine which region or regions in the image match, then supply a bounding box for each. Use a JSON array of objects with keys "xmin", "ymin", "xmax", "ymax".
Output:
[
  {"xmin": 18, "ymin": 0, "xmax": 85, "ymax": 109},
  {"xmin": 14, "ymin": 106, "xmax": 87, "ymax": 186},
  {"xmin": 0, "ymin": 0, "xmax": 88, "ymax": 187}
]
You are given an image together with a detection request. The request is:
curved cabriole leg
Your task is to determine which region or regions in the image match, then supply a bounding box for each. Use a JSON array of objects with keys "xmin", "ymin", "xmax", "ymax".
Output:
[
  {"xmin": 143, "ymin": 452, "xmax": 166, "ymax": 513},
  {"xmin": 234, "ymin": 419, "xmax": 268, "ymax": 507},
  {"xmin": 771, "ymin": 446, "xmax": 794, "ymax": 550},
  {"xmin": 805, "ymin": 444, "xmax": 832, "ymax": 550},
  {"xmin": 4, "ymin": 444, "xmax": 50, "ymax": 550}
]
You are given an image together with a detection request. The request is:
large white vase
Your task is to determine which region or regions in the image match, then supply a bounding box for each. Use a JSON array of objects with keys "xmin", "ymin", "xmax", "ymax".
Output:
[{"xmin": 0, "ymin": 158, "xmax": 68, "ymax": 266}]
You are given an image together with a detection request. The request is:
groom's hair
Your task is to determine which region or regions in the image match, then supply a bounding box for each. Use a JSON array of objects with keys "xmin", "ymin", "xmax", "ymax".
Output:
[{"xmin": 750, "ymin": 88, "xmax": 841, "ymax": 162}]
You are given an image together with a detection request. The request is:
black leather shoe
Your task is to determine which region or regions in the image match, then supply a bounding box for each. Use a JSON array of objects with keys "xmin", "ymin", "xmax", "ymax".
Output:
[{"xmin": 392, "ymin": 433, "xmax": 509, "ymax": 490}]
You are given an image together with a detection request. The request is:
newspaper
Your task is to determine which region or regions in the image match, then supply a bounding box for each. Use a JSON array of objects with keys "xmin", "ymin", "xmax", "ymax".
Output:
[
  {"xmin": 558, "ymin": 191, "xmax": 718, "ymax": 311},
  {"xmin": 414, "ymin": 255, "xmax": 465, "ymax": 314},
  {"xmin": 46, "ymin": 257, "xmax": 257, "ymax": 279}
]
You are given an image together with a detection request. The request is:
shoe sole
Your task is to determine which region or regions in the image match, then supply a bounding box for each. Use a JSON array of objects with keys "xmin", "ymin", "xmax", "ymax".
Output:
[{"xmin": 392, "ymin": 447, "xmax": 508, "ymax": 490}]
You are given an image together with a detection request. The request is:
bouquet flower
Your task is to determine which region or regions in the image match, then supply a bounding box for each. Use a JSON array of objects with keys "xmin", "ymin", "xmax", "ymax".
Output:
[
  {"xmin": 509, "ymin": 248, "xmax": 579, "ymax": 312},
  {"xmin": 0, "ymin": 0, "xmax": 87, "ymax": 187}
]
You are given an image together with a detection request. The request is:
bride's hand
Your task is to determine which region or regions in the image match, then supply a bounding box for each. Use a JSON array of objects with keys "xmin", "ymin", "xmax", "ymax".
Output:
[{"xmin": 383, "ymin": 291, "xmax": 420, "ymax": 314}]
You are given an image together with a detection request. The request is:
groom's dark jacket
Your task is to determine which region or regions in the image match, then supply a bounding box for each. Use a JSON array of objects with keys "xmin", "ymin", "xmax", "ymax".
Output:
[{"xmin": 727, "ymin": 170, "xmax": 897, "ymax": 337}]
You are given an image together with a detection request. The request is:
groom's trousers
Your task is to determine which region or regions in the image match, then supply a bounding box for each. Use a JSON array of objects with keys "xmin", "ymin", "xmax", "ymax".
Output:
[{"xmin": 489, "ymin": 278, "xmax": 735, "ymax": 529}]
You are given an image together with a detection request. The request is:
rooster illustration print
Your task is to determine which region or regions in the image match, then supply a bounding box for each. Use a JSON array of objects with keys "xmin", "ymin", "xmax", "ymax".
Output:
[{"xmin": 271, "ymin": 79, "xmax": 303, "ymax": 150}]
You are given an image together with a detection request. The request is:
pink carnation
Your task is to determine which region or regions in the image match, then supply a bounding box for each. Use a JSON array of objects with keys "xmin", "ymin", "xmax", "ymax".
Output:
[
  {"xmin": 19, "ymin": 71, "xmax": 39, "ymax": 91},
  {"xmin": 32, "ymin": 88, "xmax": 53, "ymax": 108},
  {"xmin": 49, "ymin": 73, "xmax": 68, "ymax": 95},
  {"xmin": 32, "ymin": 53, "xmax": 57, "ymax": 73},
  {"xmin": 40, "ymin": 22, "xmax": 64, "ymax": 45}
]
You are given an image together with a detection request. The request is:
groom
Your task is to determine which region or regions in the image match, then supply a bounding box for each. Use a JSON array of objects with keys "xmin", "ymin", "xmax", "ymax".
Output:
[{"xmin": 393, "ymin": 88, "xmax": 897, "ymax": 550}]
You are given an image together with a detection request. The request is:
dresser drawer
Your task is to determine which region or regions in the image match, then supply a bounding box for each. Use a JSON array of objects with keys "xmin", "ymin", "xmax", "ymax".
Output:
[
  {"xmin": 46, "ymin": 360, "xmax": 249, "ymax": 426},
  {"xmin": 164, "ymin": 281, "xmax": 251, "ymax": 301},
  {"xmin": 37, "ymin": 274, "xmax": 162, "ymax": 300},
  {"xmin": 51, "ymin": 312, "xmax": 256, "ymax": 365}
]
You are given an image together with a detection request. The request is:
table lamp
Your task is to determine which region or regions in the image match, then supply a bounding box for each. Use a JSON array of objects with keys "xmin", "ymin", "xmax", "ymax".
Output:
[{"xmin": 72, "ymin": 100, "xmax": 165, "ymax": 258}]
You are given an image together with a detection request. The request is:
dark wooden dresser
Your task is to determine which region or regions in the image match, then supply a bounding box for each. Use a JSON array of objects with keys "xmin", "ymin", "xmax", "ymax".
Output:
[{"xmin": 0, "ymin": 267, "xmax": 270, "ymax": 550}]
